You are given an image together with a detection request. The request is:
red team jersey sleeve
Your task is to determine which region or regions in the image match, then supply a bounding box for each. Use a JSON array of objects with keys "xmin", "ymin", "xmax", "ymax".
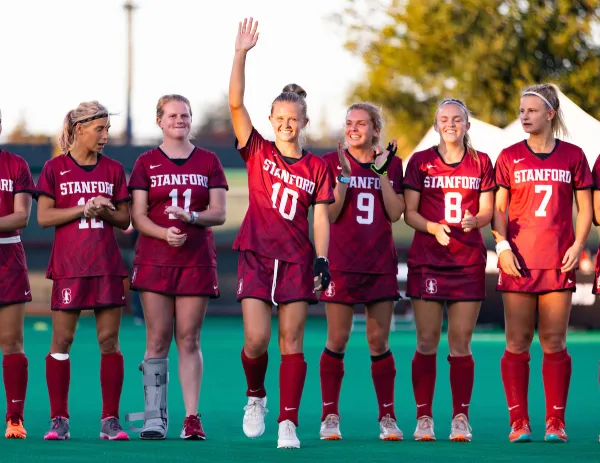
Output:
[
  {"xmin": 129, "ymin": 148, "xmax": 228, "ymax": 268},
  {"xmin": 0, "ymin": 151, "xmax": 35, "ymax": 238},
  {"xmin": 324, "ymin": 150, "xmax": 402, "ymax": 275},
  {"xmin": 233, "ymin": 129, "xmax": 333, "ymax": 265},
  {"xmin": 405, "ymin": 148, "xmax": 492, "ymax": 269},
  {"xmin": 496, "ymin": 140, "xmax": 592, "ymax": 270},
  {"xmin": 37, "ymin": 154, "xmax": 128, "ymax": 279},
  {"xmin": 593, "ymin": 154, "xmax": 600, "ymax": 191},
  {"xmin": 37, "ymin": 160, "xmax": 56, "ymax": 199}
]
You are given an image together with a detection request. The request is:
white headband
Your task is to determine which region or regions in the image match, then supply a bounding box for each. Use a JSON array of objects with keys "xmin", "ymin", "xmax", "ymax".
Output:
[
  {"xmin": 439, "ymin": 99, "xmax": 468, "ymax": 111},
  {"xmin": 523, "ymin": 91, "xmax": 554, "ymax": 110}
]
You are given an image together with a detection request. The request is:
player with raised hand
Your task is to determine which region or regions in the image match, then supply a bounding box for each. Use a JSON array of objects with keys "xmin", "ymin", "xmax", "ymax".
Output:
[
  {"xmin": 318, "ymin": 103, "xmax": 404, "ymax": 441},
  {"xmin": 125, "ymin": 95, "xmax": 228, "ymax": 440},
  {"xmin": 0, "ymin": 109, "xmax": 35, "ymax": 439},
  {"xmin": 36, "ymin": 101, "xmax": 131, "ymax": 441},
  {"xmin": 403, "ymin": 98, "xmax": 495, "ymax": 442},
  {"xmin": 229, "ymin": 17, "xmax": 334, "ymax": 449},
  {"xmin": 493, "ymin": 83, "xmax": 593, "ymax": 444}
]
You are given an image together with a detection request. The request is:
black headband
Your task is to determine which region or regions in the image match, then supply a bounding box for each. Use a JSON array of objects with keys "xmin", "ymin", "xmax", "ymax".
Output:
[{"xmin": 71, "ymin": 112, "xmax": 109, "ymax": 126}]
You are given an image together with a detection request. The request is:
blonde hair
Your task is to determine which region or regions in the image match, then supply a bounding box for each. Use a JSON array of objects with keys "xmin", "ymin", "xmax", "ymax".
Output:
[
  {"xmin": 156, "ymin": 94, "xmax": 192, "ymax": 120},
  {"xmin": 521, "ymin": 83, "xmax": 568, "ymax": 138},
  {"xmin": 435, "ymin": 98, "xmax": 477, "ymax": 161},
  {"xmin": 58, "ymin": 101, "xmax": 109, "ymax": 153},
  {"xmin": 271, "ymin": 83, "xmax": 308, "ymax": 122},
  {"xmin": 347, "ymin": 102, "xmax": 384, "ymax": 148}
]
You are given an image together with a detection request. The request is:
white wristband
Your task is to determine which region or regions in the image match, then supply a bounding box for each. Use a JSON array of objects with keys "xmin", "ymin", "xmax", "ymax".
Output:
[{"xmin": 495, "ymin": 240, "xmax": 512, "ymax": 256}]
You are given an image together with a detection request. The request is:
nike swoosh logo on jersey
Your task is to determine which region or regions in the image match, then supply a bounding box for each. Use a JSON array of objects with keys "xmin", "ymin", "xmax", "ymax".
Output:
[
  {"xmin": 121, "ymin": 296, "xmax": 126, "ymax": 300},
  {"xmin": 426, "ymin": 164, "xmax": 435, "ymax": 169},
  {"xmin": 284, "ymin": 407, "xmax": 296, "ymax": 411},
  {"xmin": 249, "ymin": 388, "xmax": 261, "ymax": 393},
  {"xmin": 337, "ymin": 166, "xmax": 343, "ymax": 170},
  {"xmin": 60, "ymin": 170, "xmax": 71, "ymax": 175},
  {"xmin": 461, "ymin": 403, "xmax": 470, "ymax": 407},
  {"xmin": 11, "ymin": 399, "xmax": 23, "ymax": 403},
  {"xmin": 553, "ymin": 405, "xmax": 565, "ymax": 410},
  {"xmin": 568, "ymin": 279, "xmax": 573, "ymax": 284},
  {"xmin": 323, "ymin": 402, "xmax": 334, "ymax": 406},
  {"xmin": 24, "ymin": 290, "xmax": 31, "ymax": 296},
  {"xmin": 150, "ymin": 164, "xmax": 161, "ymax": 169},
  {"xmin": 383, "ymin": 403, "xmax": 393, "ymax": 407},
  {"xmin": 508, "ymin": 405, "xmax": 519, "ymax": 410},
  {"xmin": 416, "ymin": 403, "xmax": 427, "ymax": 408},
  {"xmin": 213, "ymin": 286, "xmax": 218, "ymax": 290},
  {"xmin": 513, "ymin": 158, "xmax": 525, "ymax": 164}
]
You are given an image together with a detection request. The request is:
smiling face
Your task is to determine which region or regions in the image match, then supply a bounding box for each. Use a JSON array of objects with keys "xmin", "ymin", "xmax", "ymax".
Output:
[
  {"xmin": 520, "ymin": 95, "xmax": 554, "ymax": 136},
  {"xmin": 157, "ymin": 100, "xmax": 192, "ymax": 141},
  {"xmin": 74, "ymin": 117, "xmax": 110, "ymax": 153},
  {"xmin": 345, "ymin": 109, "xmax": 378, "ymax": 149},
  {"xmin": 434, "ymin": 103, "xmax": 470, "ymax": 146},
  {"xmin": 269, "ymin": 101, "xmax": 307, "ymax": 144}
]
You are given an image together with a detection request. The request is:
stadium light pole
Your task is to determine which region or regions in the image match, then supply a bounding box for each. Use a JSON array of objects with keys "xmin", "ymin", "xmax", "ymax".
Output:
[{"xmin": 124, "ymin": 0, "xmax": 136, "ymax": 146}]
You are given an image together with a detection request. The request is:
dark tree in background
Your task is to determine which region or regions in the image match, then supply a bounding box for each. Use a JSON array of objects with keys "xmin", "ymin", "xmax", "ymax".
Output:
[{"xmin": 334, "ymin": 0, "xmax": 600, "ymax": 156}]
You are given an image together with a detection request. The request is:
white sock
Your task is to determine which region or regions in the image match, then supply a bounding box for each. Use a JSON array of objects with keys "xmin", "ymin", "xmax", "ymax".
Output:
[{"xmin": 50, "ymin": 353, "xmax": 69, "ymax": 361}]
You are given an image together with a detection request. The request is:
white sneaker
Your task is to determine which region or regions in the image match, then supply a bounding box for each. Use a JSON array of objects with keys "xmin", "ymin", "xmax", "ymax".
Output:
[
  {"xmin": 379, "ymin": 414, "xmax": 403, "ymax": 441},
  {"xmin": 320, "ymin": 414, "xmax": 342, "ymax": 440},
  {"xmin": 413, "ymin": 416, "xmax": 435, "ymax": 441},
  {"xmin": 277, "ymin": 420, "xmax": 300, "ymax": 449},
  {"xmin": 449, "ymin": 414, "xmax": 472, "ymax": 442},
  {"xmin": 243, "ymin": 396, "xmax": 268, "ymax": 438}
]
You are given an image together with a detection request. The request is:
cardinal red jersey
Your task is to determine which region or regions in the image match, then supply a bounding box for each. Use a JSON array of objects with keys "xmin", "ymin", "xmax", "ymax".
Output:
[
  {"xmin": 323, "ymin": 150, "xmax": 403, "ymax": 275},
  {"xmin": 128, "ymin": 147, "xmax": 228, "ymax": 268},
  {"xmin": 404, "ymin": 148, "xmax": 496, "ymax": 269},
  {"xmin": 233, "ymin": 129, "xmax": 334, "ymax": 265},
  {"xmin": 36, "ymin": 154, "xmax": 130, "ymax": 279},
  {"xmin": 589, "ymin": 153, "xmax": 600, "ymax": 279},
  {"xmin": 495, "ymin": 140, "xmax": 592, "ymax": 270},
  {"xmin": 0, "ymin": 150, "xmax": 35, "ymax": 238}
]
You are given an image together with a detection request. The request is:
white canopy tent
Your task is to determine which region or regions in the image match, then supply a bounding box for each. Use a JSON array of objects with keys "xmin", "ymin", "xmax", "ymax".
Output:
[
  {"xmin": 406, "ymin": 117, "xmax": 505, "ymax": 168},
  {"xmin": 501, "ymin": 90, "xmax": 600, "ymax": 166}
]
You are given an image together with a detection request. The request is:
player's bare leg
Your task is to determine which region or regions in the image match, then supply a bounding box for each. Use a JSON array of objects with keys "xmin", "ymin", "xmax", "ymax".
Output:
[
  {"xmin": 276, "ymin": 301, "xmax": 308, "ymax": 449},
  {"xmin": 538, "ymin": 291, "xmax": 572, "ymax": 443},
  {"xmin": 365, "ymin": 300, "xmax": 402, "ymax": 441},
  {"xmin": 502, "ymin": 292, "xmax": 536, "ymax": 443},
  {"xmin": 411, "ymin": 299, "xmax": 443, "ymax": 441},
  {"xmin": 175, "ymin": 296, "xmax": 209, "ymax": 440},
  {"xmin": 45, "ymin": 309, "xmax": 80, "ymax": 440},
  {"xmin": 125, "ymin": 292, "xmax": 174, "ymax": 439},
  {"xmin": 0, "ymin": 303, "xmax": 27, "ymax": 439},
  {"xmin": 446, "ymin": 300, "xmax": 480, "ymax": 442},
  {"xmin": 241, "ymin": 298, "xmax": 272, "ymax": 439},
  {"xmin": 320, "ymin": 302, "xmax": 353, "ymax": 440},
  {"xmin": 95, "ymin": 307, "xmax": 128, "ymax": 440}
]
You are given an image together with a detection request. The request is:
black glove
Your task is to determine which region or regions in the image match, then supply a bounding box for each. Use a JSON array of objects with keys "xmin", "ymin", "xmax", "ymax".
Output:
[
  {"xmin": 313, "ymin": 256, "xmax": 331, "ymax": 290},
  {"xmin": 371, "ymin": 142, "xmax": 397, "ymax": 176}
]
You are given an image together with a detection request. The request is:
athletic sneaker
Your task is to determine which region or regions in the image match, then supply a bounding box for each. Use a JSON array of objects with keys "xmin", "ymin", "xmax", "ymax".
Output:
[
  {"xmin": 243, "ymin": 396, "xmax": 268, "ymax": 438},
  {"xmin": 449, "ymin": 414, "xmax": 472, "ymax": 442},
  {"xmin": 509, "ymin": 418, "xmax": 532, "ymax": 443},
  {"xmin": 320, "ymin": 414, "xmax": 342, "ymax": 440},
  {"xmin": 545, "ymin": 417, "xmax": 567, "ymax": 443},
  {"xmin": 413, "ymin": 416, "xmax": 435, "ymax": 441},
  {"xmin": 277, "ymin": 419, "xmax": 300, "ymax": 449},
  {"xmin": 100, "ymin": 416, "xmax": 129, "ymax": 441},
  {"xmin": 44, "ymin": 416, "xmax": 70, "ymax": 440},
  {"xmin": 180, "ymin": 414, "xmax": 206, "ymax": 440},
  {"xmin": 5, "ymin": 416, "xmax": 26, "ymax": 439},
  {"xmin": 379, "ymin": 414, "xmax": 403, "ymax": 441}
]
